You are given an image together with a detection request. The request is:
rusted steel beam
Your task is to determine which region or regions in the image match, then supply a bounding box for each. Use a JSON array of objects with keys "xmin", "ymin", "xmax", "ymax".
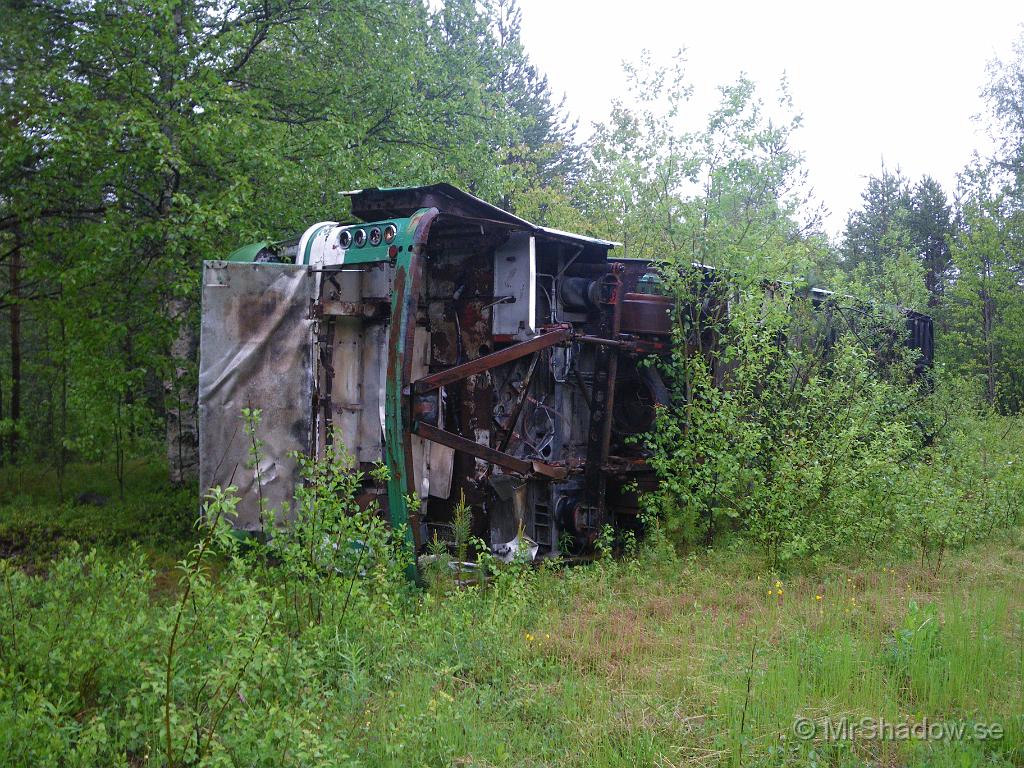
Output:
[
  {"xmin": 577, "ymin": 334, "xmax": 672, "ymax": 356},
  {"xmin": 576, "ymin": 335, "xmax": 637, "ymax": 350},
  {"xmin": 413, "ymin": 421, "xmax": 567, "ymax": 480},
  {"xmin": 584, "ymin": 266, "xmax": 624, "ymax": 532},
  {"xmin": 413, "ymin": 327, "xmax": 570, "ymax": 393},
  {"xmin": 530, "ymin": 461, "xmax": 568, "ymax": 480},
  {"xmin": 414, "ymin": 421, "xmax": 532, "ymax": 474}
]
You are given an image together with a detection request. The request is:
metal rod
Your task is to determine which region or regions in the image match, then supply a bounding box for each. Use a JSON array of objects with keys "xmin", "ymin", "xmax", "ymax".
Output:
[
  {"xmin": 414, "ymin": 421, "xmax": 533, "ymax": 475},
  {"xmin": 576, "ymin": 335, "xmax": 636, "ymax": 349},
  {"xmin": 497, "ymin": 353, "xmax": 540, "ymax": 453},
  {"xmin": 413, "ymin": 327, "xmax": 570, "ymax": 393},
  {"xmin": 414, "ymin": 421, "xmax": 567, "ymax": 480}
]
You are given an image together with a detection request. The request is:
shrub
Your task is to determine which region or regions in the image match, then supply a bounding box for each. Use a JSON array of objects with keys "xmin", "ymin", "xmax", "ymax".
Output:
[{"xmin": 639, "ymin": 271, "xmax": 1008, "ymax": 567}]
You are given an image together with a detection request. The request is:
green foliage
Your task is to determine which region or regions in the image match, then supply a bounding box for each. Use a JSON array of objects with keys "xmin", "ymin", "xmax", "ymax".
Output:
[
  {"xmin": 884, "ymin": 599, "xmax": 942, "ymax": 683},
  {"xmin": 266, "ymin": 442, "xmax": 414, "ymax": 631},
  {"xmin": 0, "ymin": 459, "xmax": 195, "ymax": 567},
  {"xmin": 644, "ymin": 269, "xmax": 934, "ymax": 566},
  {"xmin": 0, "ymin": 547, "xmax": 159, "ymax": 765},
  {"xmin": 945, "ymin": 171, "xmax": 1024, "ymax": 412},
  {"xmin": 904, "ymin": 382, "xmax": 1024, "ymax": 572},
  {"xmin": 836, "ymin": 166, "xmax": 953, "ymax": 314},
  {"xmin": 574, "ymin": 51, "xmax": 825, "ymax": 280},
  {"xmin": 645, "ymin": 289, "xmax": 1024, "ymax": 569},
  {"xmin": 1, "ymin": 502, "xmax": 1022, "ymax": 766},
  {"xmin": 1, "ymin": 18, "xmax": 1024, "ymax": 768},
  {"xmin": 0, "ymin": 0, "xmax": 580, "ymax": 474}
]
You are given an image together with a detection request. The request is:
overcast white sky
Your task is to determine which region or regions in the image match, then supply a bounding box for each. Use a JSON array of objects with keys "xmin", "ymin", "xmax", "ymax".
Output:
[{"xmin": 515, "ymin": 0, "xmax": 1024, "ymax": 235}]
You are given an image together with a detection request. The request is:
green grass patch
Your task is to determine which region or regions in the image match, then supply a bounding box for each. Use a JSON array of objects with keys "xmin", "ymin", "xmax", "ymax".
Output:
[
  {"xmin": 0, "ymin": 459, "xmax": 196, "ymax": 571},
  {"xmin": 0, "ymin": 459, "xmax": 1020, "ymax": 766},
  {"xmin": 0, "ymin": 522, "xmax": 1021, "ymax": 766}
]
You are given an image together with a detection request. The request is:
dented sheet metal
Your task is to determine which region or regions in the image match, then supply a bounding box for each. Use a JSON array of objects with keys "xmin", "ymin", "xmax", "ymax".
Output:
[{"xmin": 198, "ymin": 262, "xmax": 315, "ymax": 531}]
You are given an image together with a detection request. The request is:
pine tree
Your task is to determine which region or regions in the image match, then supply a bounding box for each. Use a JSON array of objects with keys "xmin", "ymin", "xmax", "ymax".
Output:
[
  {"xmin": 908, "ymin": 176, "xmax": 954, "ymax": 305},
  {"xmin": 841, "ymin": 165, "xmax": 912, "ymax": 276}
]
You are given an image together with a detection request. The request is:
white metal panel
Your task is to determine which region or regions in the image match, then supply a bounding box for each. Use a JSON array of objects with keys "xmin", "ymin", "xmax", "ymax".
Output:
[{"xmin": 492, "ymin": 232, "xmax": 536, "ymax": 339}]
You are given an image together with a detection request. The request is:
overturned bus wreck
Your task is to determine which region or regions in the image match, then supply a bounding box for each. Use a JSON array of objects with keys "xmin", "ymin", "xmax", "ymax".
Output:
[{"xmin": 198, "ymin": 184, "xmax": 933, "ymax": 563}]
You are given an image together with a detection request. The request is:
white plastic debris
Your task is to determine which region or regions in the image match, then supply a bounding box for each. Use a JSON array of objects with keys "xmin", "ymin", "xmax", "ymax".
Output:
[{"xmin": 492, "ymin": 534, "xmax": 539, "ymax": 563}]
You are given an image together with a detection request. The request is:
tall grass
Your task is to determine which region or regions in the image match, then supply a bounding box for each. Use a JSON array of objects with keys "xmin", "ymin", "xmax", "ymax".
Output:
[
  {"xmin": 1, "ymin": 448, "xmax": 1022, "ymax": 766},
  {"xmin": 5, "ymin": 526, "xmax": 1018, "ymax": 766}
]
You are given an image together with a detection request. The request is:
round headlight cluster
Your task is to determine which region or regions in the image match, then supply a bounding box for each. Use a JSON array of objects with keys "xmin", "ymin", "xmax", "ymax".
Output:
[{"xmin": 339, "ymin": 223, "xmax": 398, "ymax": 249}]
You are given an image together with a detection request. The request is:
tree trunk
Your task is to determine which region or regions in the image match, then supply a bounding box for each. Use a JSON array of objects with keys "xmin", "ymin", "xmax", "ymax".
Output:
[
  {"xmin": 8, "ymin": 238, "xmax": 21, "ymax": 462},
  {"xmin": 980, "ymin": 267, "xmax": 997, "ymax": 407},
  {"xmin": 0, "ymin": 370, "xmax": 4, "ymax": 466},
  {"xmin": 165, "ymin": 295, "xmax": 199, "ymax": 486},
  {"xmin": 58, "ymin": 307, "xmax": 67, "ymax": 501},
  {"xmin": 161, "ymin": 2, "xmax": 197, "ymax": 487}
]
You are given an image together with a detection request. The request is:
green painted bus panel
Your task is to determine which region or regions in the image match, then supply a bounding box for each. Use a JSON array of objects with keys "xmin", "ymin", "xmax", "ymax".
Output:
[
  {"xmin": 383, "ymin": 208, "xmax": 437, "ymax": 581},
  {"xmin": 228, "ymin": 219, "xmax": 416, "ymax": 265},
  {"xmin": 299, "ymin": 218, "xmax": 417, "ymax": 265},
  {"xmin": 227, "ymin": 241, "xmax": 271, "ymax": 262},
  {"xmin": 384, "ymin": 247, "xmax": 415, "ymax": 547},
  {"xmin": 340, "ymin": 218, "xmax": 416, "ymax": 264}
]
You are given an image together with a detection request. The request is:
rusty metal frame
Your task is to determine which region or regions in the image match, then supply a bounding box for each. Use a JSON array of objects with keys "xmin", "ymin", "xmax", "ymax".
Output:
[
  {"xmin": 496, "ymin": 353, "xmax": 540, "ymax": 453},
  {"xmin": 582, "ymin": 266, "xmax": 624, "ymax": 533},
  {"xmin": 413, "ymin": 421, "xmax": 531, "ymax": 475},
  {"xmin": 413, "ymin": 421, "xmax": 568, "ymax": 480},
  {"xmin": 412, "ymin": 326, "xmax": 571, "ymax": 393}
]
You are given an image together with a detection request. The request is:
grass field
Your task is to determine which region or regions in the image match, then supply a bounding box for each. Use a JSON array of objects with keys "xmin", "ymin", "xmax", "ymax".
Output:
[
  {"xmin": 1, "ymin": 463, "xmax": 1022, "ymax": 767},
  {"xmin": 0, "ymin": 460, "xmax": 195, "ymax": 573}
]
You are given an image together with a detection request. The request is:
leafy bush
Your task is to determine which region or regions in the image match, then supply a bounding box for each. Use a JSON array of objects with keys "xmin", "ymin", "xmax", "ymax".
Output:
[
  {"xmin": 0, "ymin": 440, "xmax": 423, "ymax": 767},
  {"xmin": 0, "ymin": 485, "xmax": 555, "ymax": 766},
  {"xmin": 903, "ymin": 381, "xmax": 1024, "ymax": 572},
  {"xmin": 642, "ymin": 271, "xmax": 1023, "ymax": 568}
]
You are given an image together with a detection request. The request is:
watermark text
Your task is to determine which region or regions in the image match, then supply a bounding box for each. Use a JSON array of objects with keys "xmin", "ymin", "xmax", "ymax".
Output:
[{"xmin": 792, "ymin": 716, "xmax": 1003, "ymax": 742}]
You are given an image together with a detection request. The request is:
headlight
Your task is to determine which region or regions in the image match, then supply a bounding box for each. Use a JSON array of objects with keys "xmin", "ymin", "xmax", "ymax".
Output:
[
  {"xmin": 383, "ymin": 224, "xmax": 397, "ymax": 243},
  {"xmin": 369, "ymin": 226, "xmax": 382, "ymax": 246},
  {"xmin": 338, "ymin": 229, "xmax": 352, "ymax": 248},
  {"xmin": 354, "ymin": 228, "xmax": 367, "ymax": 247}
]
